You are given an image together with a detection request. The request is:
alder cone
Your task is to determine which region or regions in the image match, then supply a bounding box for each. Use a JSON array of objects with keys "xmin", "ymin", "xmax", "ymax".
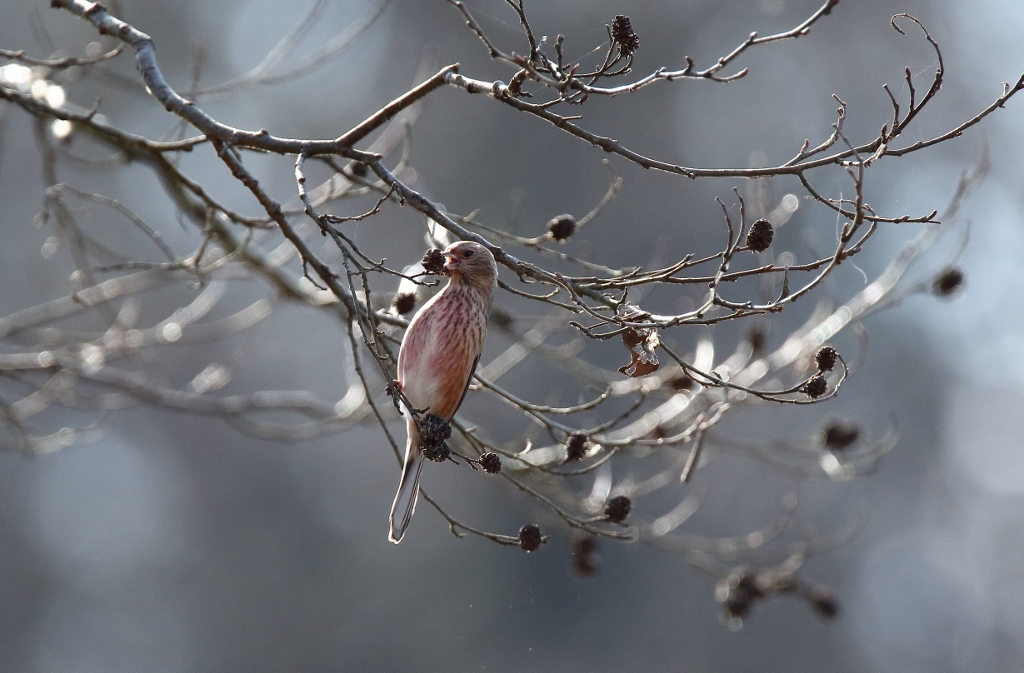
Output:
[{"xmin": 746, "ymin": 219, "xmax": 774, "ymax": 252}]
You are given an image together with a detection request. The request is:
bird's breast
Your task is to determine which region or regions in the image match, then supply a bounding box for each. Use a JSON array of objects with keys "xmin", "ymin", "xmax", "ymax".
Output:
[{"xmin": 397, "ymin": 286, "xmax": 488, "ymax": 419}]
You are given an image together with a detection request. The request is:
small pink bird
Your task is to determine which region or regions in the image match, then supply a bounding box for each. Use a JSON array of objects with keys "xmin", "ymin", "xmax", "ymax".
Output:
[{"xmin": 389, "ymin": 241, "xmax": 497, "ymax": 543}]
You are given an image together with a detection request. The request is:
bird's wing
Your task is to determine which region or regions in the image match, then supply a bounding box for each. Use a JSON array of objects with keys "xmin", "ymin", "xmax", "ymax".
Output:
[{"xmin": 450, "ymin": 354, "xmax": 480, "ymax": 419}]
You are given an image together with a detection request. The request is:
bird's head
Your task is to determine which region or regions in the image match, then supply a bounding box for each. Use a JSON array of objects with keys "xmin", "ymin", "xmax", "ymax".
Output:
[{"xmin": 443, "ymin": 241, "xmax": 497, "ymax": 290}]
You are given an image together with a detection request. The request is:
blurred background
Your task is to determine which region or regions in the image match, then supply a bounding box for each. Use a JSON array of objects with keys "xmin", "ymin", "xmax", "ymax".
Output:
[{"xmin": 1, "ymin": 0, "xmax": 1022, "ymax": 671}]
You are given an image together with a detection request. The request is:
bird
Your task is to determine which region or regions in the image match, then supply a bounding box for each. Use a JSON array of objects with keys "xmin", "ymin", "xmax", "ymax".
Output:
[{"xmin": 388, "ymin": 240, "xmax": 497, "ymax": 543}]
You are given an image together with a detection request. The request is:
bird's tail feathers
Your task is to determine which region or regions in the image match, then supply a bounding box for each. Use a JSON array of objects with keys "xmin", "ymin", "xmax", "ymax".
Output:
[{"xmin": 388, "ymin": 441, "xmax": 424, "ymax": 543}]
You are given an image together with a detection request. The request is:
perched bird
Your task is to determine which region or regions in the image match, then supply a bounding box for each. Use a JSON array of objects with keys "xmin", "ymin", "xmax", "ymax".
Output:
[{"xmin": 388, "ymin": 241, "xmax": 497, "ymax": 543}]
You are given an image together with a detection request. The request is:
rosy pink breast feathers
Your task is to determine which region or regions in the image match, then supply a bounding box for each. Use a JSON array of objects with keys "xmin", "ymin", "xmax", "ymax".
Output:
[{"xmin": 388, "ymin": 241, "xmax": 497, "ymax": 543}]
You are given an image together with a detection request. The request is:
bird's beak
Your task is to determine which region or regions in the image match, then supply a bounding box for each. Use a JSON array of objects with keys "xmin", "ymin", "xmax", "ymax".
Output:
[{"xmin": 442, "ymin": 253, "xmax": 459, "ymax": 274}]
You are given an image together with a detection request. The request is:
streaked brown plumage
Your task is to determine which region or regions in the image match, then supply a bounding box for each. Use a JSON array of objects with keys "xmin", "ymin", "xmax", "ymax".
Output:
[{"xmin": 388, "ymin": 241, "xmax": 497, "ymax": 543}]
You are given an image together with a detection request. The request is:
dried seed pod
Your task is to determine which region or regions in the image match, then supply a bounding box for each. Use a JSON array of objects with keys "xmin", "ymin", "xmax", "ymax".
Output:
[
  {"xmin": 418, "ymin": 413, "xmax": 452, "ymax": 461},
  {"xmin": 546, "ymin": 214, "xmax": 576, "ymax": 241},
  {"xmin": 421, "ymin": 248, "xmax": 445, "ymax": 275},
  {"xmin": 815, "ymin": 346, "xmax": 838, "ymax": 372},
  {"xmin": 422, "ymin": 441, "xmax": 451, "ymax": 463},
  {"xmin": 418, "ymin": 413, "xmax": 452, "ymax": 445},
  {"xmin": 933, "ymin": 266, "xmax": 964, "ymax": 296},
  {"xmin": 610, "ymin": 15, "xmax": 640, "ymax": 56},
  {"xmin": 518, "ymin": 524, "xmax": 544, "ymax": 552},
  {"xmin": 804, "ymin": 375, "xmax": 828, "ymax": 399},
  {"xmin": 746, "ymin": 218, "xmax": 774, "ymax": 252},
  {"xmin": 566, "ymin": 432, "xmax": 590, "ymax": 461},
  {"xmin": 479, "ymin": 452, "xmax": 502, "ymax": 474},
  {"xmin": 604, "ymin": 495, "xmax": 632, "ymax": 523},
  {"xmin": 822, "ymin": 419, "xmax": 859, "ymax": 450},
  {"xmin": 392, "ymin": 291, "xmax": 416, "ymax": 315}
]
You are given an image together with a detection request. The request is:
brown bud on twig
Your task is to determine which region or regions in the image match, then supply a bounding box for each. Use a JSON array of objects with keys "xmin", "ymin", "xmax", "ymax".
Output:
[
  {"xmin": 566, "ymin": 432, "xmax": 590, "ymax": 461},
  {"xmin": 547, "ymin": 214, "xmax": 576, "ymax": 241},
  {"xmin": 803, "ymin": 375, "xmax": 828, "ymax": 399},
  {"xmin": 933, "ymin": 266, "xmax": 964, "ymax": 296},
  {"xmin": 610, "ymin": 15, "xmax": 640, "ymax": 56},
  {"xmin": 822, "ymin": 419, "xmax": 860, "ymax": 450},
  {"xmin": 479, "ymin": 452, "xmax": 502, "ymax": 474},
  {"xmin": 393, "ymin": 291, "xmax": 416, "ymax": 315},
  {"xmin": 518, "ymin": 523, "xmax": 544, "ymax": 552},
  {"xmin": 349, "ymin": 161, "xmax": 368, "ymax": 178},
  {"xmin": 746, "ymin": 219, "xmax": 774, "ymax": 252},
  {"xmin": 604, "ymin": 495, "xmax": 632, "ymax": 523},
  {"xmin": 421, "ymin": 248, "xmax": 445, "ymax": 275},
  {"xmin": 815, "ymin": 346, "xmax": 838, "ymax": 372}
]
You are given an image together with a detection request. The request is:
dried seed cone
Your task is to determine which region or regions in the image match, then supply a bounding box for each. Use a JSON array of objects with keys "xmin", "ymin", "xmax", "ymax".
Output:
[
  {"xmin": 611, "ymin": 15, "xmax": 640, "ymax": 56},
  {"xmin": 479, "ymin": 452, "xmax": 502, "ymax": 474},
  {"xmin": 547, "ymin": 214, "xmax": 576, "ymax": 241},
  {"xmin": 421, "ymin": 248, "xmax": 445, "ymax": 275},
  {"xmin": 746, "ymin": 219, "xmax": 774, "ymax": 252},
  {"xmin": 518, "ymin": 524, "xmax": 544, "ymax": 552},
  {"xmin": 804, "ymin": 375, "xmax": 828, "ymax": 399},
  {"xmin": 822, "ymin": 420, "xmax": 859, "ymax": 449},
  {"xmin": 815, "ymin": 346, "xmax": 838, "ymax": 372},
  {"xmin": 422, "ymin": 441, "xmax": 450, "ymax": 463},
  {"xmin": 604, "ymin": 495, "xmax": 632, "ymax": 523},
  {"xmin": 418, "ymin": 413, "xmax": 452, "ymax": 462},
  {"xmin": 566, "ymin": 432, "xmax": 590, "ymax": 461},
  {"xmin": 418, "ymin": 413, "xmax": 452, "ymax": 445},
  {"xmin": 933, "ymin": 266, "xmax": 964, "ymax": 296},
  {"xmin": 393, "ymin": 292, "xmax": 416, "ymax": 315}
]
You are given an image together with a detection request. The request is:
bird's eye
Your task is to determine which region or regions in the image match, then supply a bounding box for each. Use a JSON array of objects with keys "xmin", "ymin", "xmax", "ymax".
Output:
[{"xmin": 463, "ymin": 250, "xmax": 475, "ymax": 258}]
